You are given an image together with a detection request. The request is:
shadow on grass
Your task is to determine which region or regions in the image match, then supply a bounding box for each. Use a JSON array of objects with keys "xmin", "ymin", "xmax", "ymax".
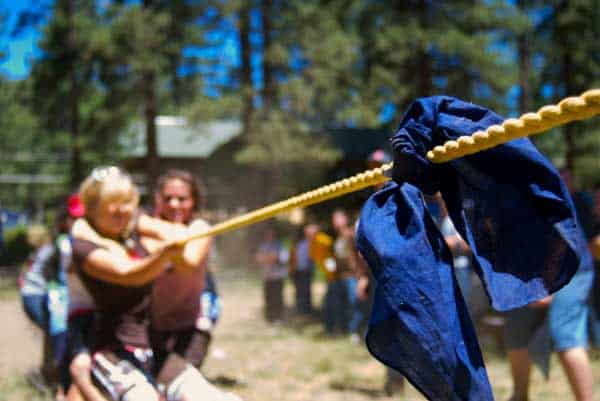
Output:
[
  {"xmin": 207, "ymin": 375, "xmax": 248, "ymax": 388},
  {"xmin": 329, "ymin": 381, "xmax": 385, "ymax": 398},
  {"xmin": 283, "ymin": 308, "xmax": 322, "ymax": 330}
]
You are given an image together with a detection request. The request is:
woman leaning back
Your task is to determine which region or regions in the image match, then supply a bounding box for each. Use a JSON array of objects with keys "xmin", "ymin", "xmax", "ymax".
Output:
[{"xmin": 66, "ymin": 166, "xmax": 186, "ymax": 401}]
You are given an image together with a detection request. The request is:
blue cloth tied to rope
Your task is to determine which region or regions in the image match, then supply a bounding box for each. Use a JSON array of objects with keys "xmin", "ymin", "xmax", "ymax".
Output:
[{"xmin": 356, "ymin": 96, "xmax": 589, "ymax": 401}]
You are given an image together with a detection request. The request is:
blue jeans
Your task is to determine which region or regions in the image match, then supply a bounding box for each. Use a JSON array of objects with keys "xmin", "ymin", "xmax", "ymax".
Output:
[
  {"xmin": 345, "ymin": 277, "xmax": 368, "ymax": 334},
  {"xmin": 324, "ymin": 279, "xmax": 347, "ymax": 334},
  {"xmin": 22, "ymin": 293, "xmax": 47, "ymax": 330},
  {"xmin": 293, "ymin": 269, "xmax": 314, "ymax": 314}
]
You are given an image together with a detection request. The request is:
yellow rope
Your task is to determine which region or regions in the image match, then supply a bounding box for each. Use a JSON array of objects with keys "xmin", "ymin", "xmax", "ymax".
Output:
[
  {"xmin": 427, "ymin": 88, "xmax": 600, "ymax": 163},
  {"xmin": 177, "ymin": 162, "xmax": 393, "ymax": 243},
  {"xmin": 180, "ymin": 88, "xmax": 600, "ymax": 243}
]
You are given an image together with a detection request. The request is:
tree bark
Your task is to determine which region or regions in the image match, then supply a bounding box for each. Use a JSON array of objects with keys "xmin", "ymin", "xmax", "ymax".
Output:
[
  {"xmin": 142, "ymin": 0, "xmax": 159, "ymax": 192},
  {"xmin": 261, "ymin": 0, "xmax": 275, "ymax": 107},
  {"xmin": 517, "ymin": 0, "xmax": 531, "ymax": 114},
  {"xmin": 143, "ymin": 71, "xmax": 159, "ymax": 193},
  {"xmin": 66, "ymin": 0, "xmax": 82, "ymax": 189},
  {"xmin": 240, "ymin": 4, "xmax": 253, "ymax": 135},
  {"xmin": 417, "ymin": 0, "xmax": 432, "ymax": 97},
  {"xmin": 563, "ymin": 51, "xmax": 575, "ymax": 172}
]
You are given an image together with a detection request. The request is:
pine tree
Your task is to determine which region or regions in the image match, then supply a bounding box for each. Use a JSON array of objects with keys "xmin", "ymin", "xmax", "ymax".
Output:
[
  {"xmin": 534, "ymin": 0, "xmax": 600, "ymax": 181},
  {"xmin": 31, "ymin": 0, "xmax": 111, "ymax": 188}
]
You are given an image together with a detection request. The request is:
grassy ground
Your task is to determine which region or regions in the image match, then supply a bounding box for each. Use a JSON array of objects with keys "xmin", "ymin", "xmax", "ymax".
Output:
[{"xmin": 1, "ymin": 268, "xmax": 599, "ymax": 401}]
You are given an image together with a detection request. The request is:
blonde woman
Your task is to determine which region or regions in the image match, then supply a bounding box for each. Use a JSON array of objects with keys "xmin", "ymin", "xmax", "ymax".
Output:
[
  {"xmin": 67, "ymin": 166, "xmax": 183, "ymax": 401},
  {"xmin": 147, "ymin": 169, "xmax": 241, "ymax": 401}
]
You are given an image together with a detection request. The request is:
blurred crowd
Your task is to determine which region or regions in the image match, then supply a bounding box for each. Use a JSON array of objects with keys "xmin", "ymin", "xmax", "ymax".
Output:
[
  {"xmin": 253, "ymin": 157, "xmax": 600, "ymax": 401},
  {"xmin": 13, "ymin": 153, "xmax": 600, "ymax": 401}
]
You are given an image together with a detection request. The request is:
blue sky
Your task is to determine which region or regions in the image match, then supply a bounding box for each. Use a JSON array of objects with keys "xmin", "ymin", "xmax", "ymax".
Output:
[
  {"xmin": 0, "ymin": 1, "xmax": 44, "ymax": 79},
  {"xmin": 0, "ymin": 1, "xmax": 250, "ymax": 95}
]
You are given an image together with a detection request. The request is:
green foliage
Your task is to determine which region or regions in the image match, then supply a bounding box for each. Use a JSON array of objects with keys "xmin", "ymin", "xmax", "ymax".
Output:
[
  {"xmin": 236, "ymin": 111, "xmax": 341, "ymax": 166},
  {"xmin": 0, "ymin": 225, "xmax": 32, "ymax": 267},
  {"xmin": 1, "ymin": 0, "xmax": 599, "ymax": 215},
  {"xmin": 527, "ymin": 0, "xmax": 600, "ymax": 184}
]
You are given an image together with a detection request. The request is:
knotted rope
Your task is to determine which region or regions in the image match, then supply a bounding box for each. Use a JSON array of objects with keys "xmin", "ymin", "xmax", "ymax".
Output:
[
  {"xmin": 179, "ymin": 89, "xmax": 600, "ymax": 243},
  {"xmin": 427, "ymin": 89, "xmax": 600, "ymax": 163}
]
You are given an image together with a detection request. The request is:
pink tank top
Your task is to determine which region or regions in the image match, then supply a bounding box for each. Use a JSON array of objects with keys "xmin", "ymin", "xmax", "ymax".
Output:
[{"xmin": 150, "ymin": 219, "xmax": 210, "ymax": 331}]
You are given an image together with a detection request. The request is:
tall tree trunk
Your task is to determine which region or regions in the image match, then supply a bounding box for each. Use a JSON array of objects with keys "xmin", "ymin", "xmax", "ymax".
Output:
[
  {"xmin": 143, "ymin": 71, "xmax": 159, "ymax": 193},
  {"xmin": 240, "ymin": 4, "xmax": 253, "ymax": 136},
  {"xmin": 70, "ymin": 70, "xmax": 82, "ymax": 189},
  {"xmin": 169, "ymin": 4, "xmax": 183, "ymax": 108},
  {"xmin": 171, "ymin": 57, "xmax": 182, "ymax": 107},
  {"xmin": 142, "ymin": 0, "xmax": 159, "ymax": 191},
  {"xmin": 563, "ymin": 51, "xmax": 575, "ymax": 172},
  {"xmin": 417, "ymin": 0, "xmax": 432, "ymax": 96},
  {"xmin": 517, "ymin": 0, "xmax": 531, "ymax": 114},
  {"xmin": 66, "ymin": 0, "xmax": 82, "ymax": 189},
  {"xmin": 261, "ymin": 0, "xmax": 275, "ymax": 107}
]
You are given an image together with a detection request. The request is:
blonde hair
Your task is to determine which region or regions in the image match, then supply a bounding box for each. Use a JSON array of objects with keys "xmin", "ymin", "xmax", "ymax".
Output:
[
  {"xmin": 79, "ymin": 166, "xmax": 140, "ymax": 214},
  {"xmin": 27, "ymin": 225, "xmax": 51, "ymax": 248}
]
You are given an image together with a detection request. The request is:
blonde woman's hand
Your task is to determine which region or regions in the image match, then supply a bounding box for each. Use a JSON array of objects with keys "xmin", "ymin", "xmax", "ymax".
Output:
[
  {"xmin": 529, "ymin": 295, "xmax": 552, "ymax": 309},
  {"xmin": 592, "ymin": 235, "xmax": 600, "ymax": 260}
]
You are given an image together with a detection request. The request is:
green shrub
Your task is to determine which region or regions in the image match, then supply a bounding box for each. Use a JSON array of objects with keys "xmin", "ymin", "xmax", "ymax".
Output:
[{"xmin": 0, "ymin": 225, "xmax": 32, "ymax": 267}]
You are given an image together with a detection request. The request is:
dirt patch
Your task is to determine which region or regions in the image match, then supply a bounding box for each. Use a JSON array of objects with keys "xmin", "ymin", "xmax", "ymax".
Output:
[{"xmin": 0, "ymin": 295, "xmax": 43, "ymax": 378}]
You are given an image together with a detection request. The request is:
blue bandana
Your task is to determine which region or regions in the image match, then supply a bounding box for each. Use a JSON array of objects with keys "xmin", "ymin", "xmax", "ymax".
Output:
[{"xmin": 356, "ymin": 96, "xmax": 590, "ymax": 401}]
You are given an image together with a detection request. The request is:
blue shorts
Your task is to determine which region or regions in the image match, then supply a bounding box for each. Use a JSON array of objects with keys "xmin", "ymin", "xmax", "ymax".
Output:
[
  {"xmin": 549, "ymin": 267, "xmax": 594, "ymax": 351},
  {"xmin": 504, "ymin": 305, "xmax": 547, "ymax": 350},
  {"xmin": 22, "ymin": 293, "xmax": 47, "ymax": 330}
]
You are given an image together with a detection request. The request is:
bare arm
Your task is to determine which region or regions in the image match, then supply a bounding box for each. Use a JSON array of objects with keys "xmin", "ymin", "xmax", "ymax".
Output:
[
  {"xmin": 72, "ymin": 219, "xmax": 127, "ymax": 256},
  {"xmin": 180, "ymin": 219, "xmax": 213, "ymax": 270},
  {"xmin": 137, "ymin": 214, "xmax": 187, "ymax": 242},
  {"xmin": 82, "ymin": 246, "xmax": 176, "ymax": 287},
  {"xmin": 139, "ymin": 217, "xmax": 212, "ymax": 272},
  {"xmin": 592, "ymin": 235, "xmax": 600, "ymax": 260},
  {"xmin": 72, "ymin": 219, "xmax": 181, "ymax": 287}
]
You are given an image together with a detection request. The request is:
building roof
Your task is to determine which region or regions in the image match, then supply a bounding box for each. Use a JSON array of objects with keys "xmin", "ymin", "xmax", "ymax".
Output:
[
  {"xmin": 123, "ymin": 116, "xmax": 392, "ymax": 162},
  {"xmin": 124, "ymin": 117, "xmax": 242, "ymax": 158}
]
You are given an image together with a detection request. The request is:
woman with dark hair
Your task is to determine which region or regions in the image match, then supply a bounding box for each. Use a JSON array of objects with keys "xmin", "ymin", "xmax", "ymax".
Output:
[{"xmin": 149, "ymin": 169, "xmax": 237, "ymax": 401}]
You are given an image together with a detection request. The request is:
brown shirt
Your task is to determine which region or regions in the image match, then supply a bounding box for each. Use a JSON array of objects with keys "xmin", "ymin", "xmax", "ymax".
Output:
[
  {"xmin": 72, "ymin": 235, "xmax": 151, "ymax": 349},
  {"xmin": 150, "ymin": 219, "xmax": 211, "ymax": 332}
]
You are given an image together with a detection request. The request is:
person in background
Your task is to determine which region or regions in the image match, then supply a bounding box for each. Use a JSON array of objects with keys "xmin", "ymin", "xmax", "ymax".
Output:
[
  {"xmin": 48, "ymin": 197, "xmax": 85, "ymax": 399},
  {"xmin": 20, "ymin": 225, "xmax": 55, "ymax": 385},
  {"xmin": 308, "ymin": 227, "xmax": 344, "ymax": 335},
  {"xmin": 436, "ymin": 195, "xmax": 473, "ymax": 307},
  {"xmin": 291, "ymin": 224, "xmax": 318, "ymax": 315},
  {"xmin": 255, "ymin": 226, "xmax": 288, "ymax": 323},
  {"xmin": 589, "ymin": 184, "xmax": 600, "ymax": 347},
  {"xmin": 552, "ymin": 168, "xmax": 595, "ymax": 401},
  {"xmin": 331, "ymin": 209, "xmax": 359, "ymax": 337},
  {"xmin": 504, "ymin": 168, "xmax": 595, "ymax": 401}
]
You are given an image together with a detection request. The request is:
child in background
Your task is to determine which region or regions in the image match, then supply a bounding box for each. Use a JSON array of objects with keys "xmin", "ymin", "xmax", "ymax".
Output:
[{"xmin": 255, "ymin": 227, "xmax": 288, "ymax": 323}]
